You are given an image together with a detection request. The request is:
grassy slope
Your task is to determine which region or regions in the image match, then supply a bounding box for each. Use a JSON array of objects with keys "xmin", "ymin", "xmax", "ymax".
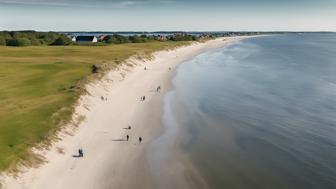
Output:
[{"xmin": 0, "ymin": 41, "xmax": 189, "ymax": 171}]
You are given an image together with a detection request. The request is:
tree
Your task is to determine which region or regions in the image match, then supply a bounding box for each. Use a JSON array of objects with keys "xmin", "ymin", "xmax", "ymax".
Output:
[
  {"xmin": 104, "ymin": 34, "xmax": 130, "ymax": 44},
  {"xmin": 169, "ymin": 34, "xmax": 195, "ymax": 41},
  {"xmin": 30, "ymin": 38, "xmax": 43, "ymax": 45},
  {"xmin": 0, "ymin": 37, "xmax": 6, "ymax": 46},
  {"xmin": 50, "ymin": 36, "xmax": 71, "ymax": 46},
  {"xmin": 0, "ymin": 31, "xmax": 76, "ymax": 46},
  {"xmin": 129, "ymin": 36, "xmax": 148, "ymax": 43},
  {"xmin": 0, "ymin": 31, "xmax": 12, "ymax": 40},
  {"xmin": 6, "ymin": 38, "xmax": 31, "ymax": 46}
]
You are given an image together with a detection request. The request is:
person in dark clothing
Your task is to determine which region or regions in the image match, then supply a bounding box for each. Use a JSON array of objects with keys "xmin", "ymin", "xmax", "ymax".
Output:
[
  {"xmin": 78, "ymin": 148, "xmax": 83, "ymax": 157},
  {"xmin": 126, "ymin": 135, "xmax": 129, "ymax": 141},
  {"xmin": 139, "ymin": 137, "xmax": 142, "ymax": 144}
]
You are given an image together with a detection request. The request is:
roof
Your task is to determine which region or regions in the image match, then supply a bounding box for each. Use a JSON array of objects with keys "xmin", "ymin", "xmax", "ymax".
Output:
[
  {"xmin": 98, "ymin": 35, "xmax": 107, "ymax": 41},
  {"xmin": 76, "ymin": 36, "xmax": 96, "ymax": 42}
]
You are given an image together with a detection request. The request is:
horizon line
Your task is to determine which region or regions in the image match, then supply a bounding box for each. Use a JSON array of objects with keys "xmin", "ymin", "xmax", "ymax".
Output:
[{"xmin": 1, "ymin": 30, "xmax": 336, "ymax": 33}]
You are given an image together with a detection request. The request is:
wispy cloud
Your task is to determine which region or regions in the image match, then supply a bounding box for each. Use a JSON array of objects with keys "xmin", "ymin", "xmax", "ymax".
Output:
[
  {"xmin": 110, "ymin": 1, "xmax": 145, "ymax": 8},
  {"xmin": 0, "ymin": 0, "xmax": 70, "ymax": 6},
  {"xmin": 0, "ymin": 0, "xmax": 152, "ymax": 8}
]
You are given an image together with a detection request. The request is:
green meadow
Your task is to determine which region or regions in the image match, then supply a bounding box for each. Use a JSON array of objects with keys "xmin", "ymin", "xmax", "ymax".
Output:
[{"xmin": 0, "ymin": 41, "xmax": 188, "ymax": 171}]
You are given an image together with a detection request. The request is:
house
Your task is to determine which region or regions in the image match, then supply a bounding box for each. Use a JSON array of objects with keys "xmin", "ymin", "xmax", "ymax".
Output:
[
  {"xmin": 73, "ymin": 36, "xmax": 98, "ymax": 43},
  {"xmin": 98, "ymin": 35, "xmax": 107, "ymax": 42},
  {"xmin": 155, "ymin": 35, "xmax": 167, "ymax": 41}
]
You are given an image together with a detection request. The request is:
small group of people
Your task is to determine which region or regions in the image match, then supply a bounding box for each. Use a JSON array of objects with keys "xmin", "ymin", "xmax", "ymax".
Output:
[
  {"xmin": 101, "ymin": 96, "xmax": 107, "ymax": 101},
  {"xmin": 125, "ymin": 135, "xmax": 142, "ymax": 144},
  {"xmin": 76, "ymin": 134, "xmax": 142, "ymax": 158},
  {"xmin": 140, "ymin": 96, "xmax": 146, "ymax": 101},
  {"xmin": 125, "ymin": 126, "xmax": 142, "ymax": 144}
]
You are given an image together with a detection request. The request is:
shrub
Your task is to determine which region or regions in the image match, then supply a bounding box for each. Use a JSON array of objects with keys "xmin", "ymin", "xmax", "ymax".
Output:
[
  {"xmin": 0, "ymin": 31, "xmax": 73, "ymax": 46},
  {"xmin": 50, "ymin": 37, "xmax": 71, "ymax": 46},
  {"xmin": 91, "ymin": 64, "xmax": 100, "ymax": 73},
  {"xmin": 6, "ymin": 38, "xmax": 31, "ymax": 46},
  {"xmin": 129, "ymin": 36, "xmax": 148, "ymax": 43},
  {"xmin": 0, "ymin": 37, "xmax": 6, "ymax": 46},
  {"xmin": 105, "ymin": 34, "xmax": 130, "ymax": 44},
  {"xmin": 170, "ymin": 34, "xmax": 195, "ymax": 41},
  {"xmin": 30, "ymin": 39, "xmax": 43, "ymax": 45}
]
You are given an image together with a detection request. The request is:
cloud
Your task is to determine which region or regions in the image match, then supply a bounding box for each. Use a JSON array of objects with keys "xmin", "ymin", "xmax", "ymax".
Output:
[
  {"xmin": 0, "ymin": 0, "xmax": 70, "ymax": 6},
  {"xmin": 110, "ymin": 1, "xmax": 145, "ymax": 8},
  {"xmin": 0, "ymin": 0, "xmax": 150, "ymax": 8}
]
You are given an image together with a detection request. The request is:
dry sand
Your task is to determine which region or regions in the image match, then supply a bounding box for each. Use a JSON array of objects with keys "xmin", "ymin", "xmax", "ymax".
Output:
[{"xmin": 0, "ymin": 37, "xmax": 246, "ymax": 189}]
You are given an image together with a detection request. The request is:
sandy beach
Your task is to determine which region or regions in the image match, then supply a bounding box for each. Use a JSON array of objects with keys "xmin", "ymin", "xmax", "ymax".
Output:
[{"xmin": 0, "ymin": 37, "xmax": 244, "ymax": 189}]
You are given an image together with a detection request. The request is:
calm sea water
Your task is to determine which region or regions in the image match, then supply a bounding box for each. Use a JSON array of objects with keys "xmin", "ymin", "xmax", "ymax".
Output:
[{"xmin": 149, "ymin": 34, "xmax": 336, "ymax": 189}]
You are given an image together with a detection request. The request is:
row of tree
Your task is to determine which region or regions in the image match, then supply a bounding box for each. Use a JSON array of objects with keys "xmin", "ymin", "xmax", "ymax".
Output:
[
  {"xmin": 0, "ymin": 31, "xmax": 72, "ymax": 46},
  {"xmin": 101, "ymin": 33, "xmax": 202, "ymax": 44},
  {"xmin": 0, "ymin": 31, "xmax": 213, "ymax": 47}
]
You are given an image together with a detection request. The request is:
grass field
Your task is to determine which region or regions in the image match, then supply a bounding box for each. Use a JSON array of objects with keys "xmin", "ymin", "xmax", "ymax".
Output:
[{"xmin": 0, "ymin": 41, "xmax": 189, "ymax": 171}]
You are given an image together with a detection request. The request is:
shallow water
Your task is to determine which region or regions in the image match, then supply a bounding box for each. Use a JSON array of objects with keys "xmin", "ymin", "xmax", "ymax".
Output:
[{"xmin": 149, "ymin": 34, "xmax": 336, "ymax": 189}]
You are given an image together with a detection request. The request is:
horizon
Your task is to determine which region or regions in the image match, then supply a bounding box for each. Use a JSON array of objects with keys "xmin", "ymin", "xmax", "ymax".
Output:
[
  {"xmin": 1, "ymin": 30, "xmax": 336, "ymax": 33},
  {"xmin": 1, "ymin": 0, "xmax": 336, "ymax": 31}
]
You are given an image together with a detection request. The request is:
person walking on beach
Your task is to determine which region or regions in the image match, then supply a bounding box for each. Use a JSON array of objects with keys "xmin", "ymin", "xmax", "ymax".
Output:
[
  {"xmin": 139, "ymin": 137, "xmax": 142, "ymax": 144},
  {"xmin": 157, "ymin": 86, "xmax": 161, "ymax": 92},
  {"xmin": 78, "ymin": 148, "xmax": 83, "ymax": 157},
  {"xmin": 126, "ymin": 135, "xmax": 129, "ymax": 141}
]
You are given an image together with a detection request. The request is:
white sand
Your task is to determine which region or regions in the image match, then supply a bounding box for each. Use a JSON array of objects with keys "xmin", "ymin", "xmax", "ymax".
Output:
[{"xmin": 0, "ymin": 37, "xmax": 245, "ymax": 189}]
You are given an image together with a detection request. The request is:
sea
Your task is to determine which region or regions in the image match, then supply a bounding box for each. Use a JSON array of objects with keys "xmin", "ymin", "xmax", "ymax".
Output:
[{"xmin": 148, "ymin": 34, "xmax": 336, "ymax": 189}]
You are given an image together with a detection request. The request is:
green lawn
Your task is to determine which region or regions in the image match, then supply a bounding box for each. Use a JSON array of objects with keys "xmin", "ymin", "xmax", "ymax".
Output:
[{"xmin": 0, "ymin": 41, "xmax": 189, "ymax": 171}]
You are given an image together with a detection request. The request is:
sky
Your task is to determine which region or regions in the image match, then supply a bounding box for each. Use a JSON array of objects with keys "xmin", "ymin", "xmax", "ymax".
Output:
[{"xmin": 0, "ymin": 0, "xmax": 335, "ymax": 31}]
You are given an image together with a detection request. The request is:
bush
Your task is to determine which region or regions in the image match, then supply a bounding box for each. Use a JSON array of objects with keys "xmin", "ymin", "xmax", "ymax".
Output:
[
  {"xmin": 170, "ymin": 34, "xmax": 195, "ymax": 41},
  {"xmin": 30, "ymin": 39, "xmax": 43, "ymax": 45},
  {"xmin": 129, "ymin": 36, "xmax": 148, "ymax": 43},
  {"xmin": 6, "ymin": 38, "xmax": 31, "ymax": 46},
  {"xmin": 0, "ymin": 31, "xmax": 72, "ymax": 46},
  {"xmin": 91, "ymin": 64, "xmax": 101, "ymax": 73},
  {"xmin": 105, "ymin": 34, "xmax": 130, "ymax": 44},
  {"xmin": 0, "ymin": 37, "xmax": 6, "ymax": 46},
  {"xmin": 50, "ymin": 37, "xmax": 71, "ymax": 46}
]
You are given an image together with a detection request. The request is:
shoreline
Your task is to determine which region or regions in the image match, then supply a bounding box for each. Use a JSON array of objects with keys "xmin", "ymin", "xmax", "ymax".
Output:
[{"xmin": 0, "ymin": 37, "xmax": 247, "ymax": 189}]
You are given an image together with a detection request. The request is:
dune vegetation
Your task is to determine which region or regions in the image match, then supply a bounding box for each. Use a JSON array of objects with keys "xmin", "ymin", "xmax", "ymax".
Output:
[
  {"xmin": 0, "ymin": 31, "xmax": 206, "ymax": 47},
  {"xmin": 0, "ymin": 41, "xmax": 189, "ymax": 171}
]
